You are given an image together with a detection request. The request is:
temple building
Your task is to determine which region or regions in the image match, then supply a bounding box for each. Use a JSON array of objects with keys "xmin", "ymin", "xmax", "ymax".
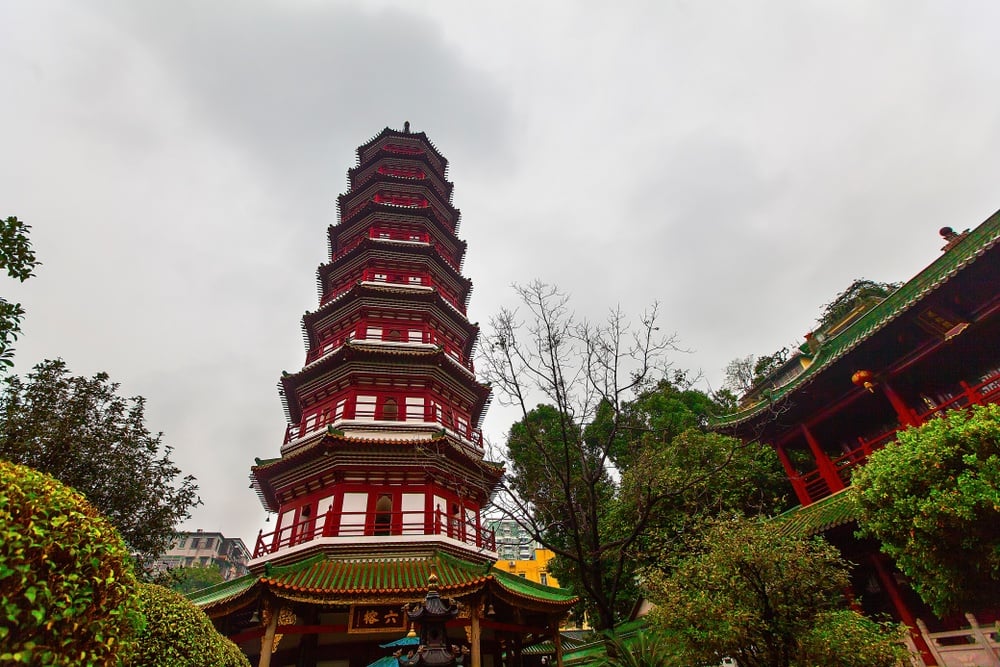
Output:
[
  {"xmin": 715, "ymin": 211, "xmax": 1000, "ymax": 665},
  {"xmin": 192, "ymin": 126, "xmax": 575, "ymax": 667}
]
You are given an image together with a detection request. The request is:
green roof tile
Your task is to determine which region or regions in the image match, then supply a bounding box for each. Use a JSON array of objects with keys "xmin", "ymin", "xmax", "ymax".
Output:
[
  {"xmin": 194, "ymin": 552, "xmax": 576, "ymax": 611},
  {"xmin": 187, "ymin": 573, "xmax": 258, "ymax": 607},
  {"xmin": 490, "ymin": 566, "xmax": 577, "ymax": 604},
  {"xmin": 773, "ymin": 487, "xmax": 860, "ymax": 537},
  {"xmin": 714, "ymin": 208, "xmax": 1000, "ymax": 428}
]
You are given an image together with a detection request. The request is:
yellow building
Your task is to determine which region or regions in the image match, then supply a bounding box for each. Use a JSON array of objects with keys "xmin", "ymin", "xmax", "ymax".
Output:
[{"xmin": 495, "ymin": 547, "xmax": 559, "ymax": 588}]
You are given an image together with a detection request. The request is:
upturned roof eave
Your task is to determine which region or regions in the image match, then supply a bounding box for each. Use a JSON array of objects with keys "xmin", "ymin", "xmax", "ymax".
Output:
[{"xmin": 712, "ymin": 208, "xmax": 1000, "ymax": 430}]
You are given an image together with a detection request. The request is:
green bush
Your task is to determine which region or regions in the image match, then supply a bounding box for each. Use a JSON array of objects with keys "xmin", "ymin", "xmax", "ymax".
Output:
[
  {"xmin": 854, "ymin": 403, "xmax": 1000, "ymax": 615},
  {"xmin": 128, "ymin": 583, "xmax": 250, "ymax": 667},
  {"xmin": 0, "ymin": 459, "xmax": 140, "ymax": 665}
]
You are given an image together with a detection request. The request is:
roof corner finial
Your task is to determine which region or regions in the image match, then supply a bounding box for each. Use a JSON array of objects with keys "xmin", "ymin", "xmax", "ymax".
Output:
[
  {"xmin": 939, "ymin": 226, "xmax": 969, "ymax": 252},
  {"xmin": 403, "ymin": 120, "xmax": 411, "ymax": 134}
]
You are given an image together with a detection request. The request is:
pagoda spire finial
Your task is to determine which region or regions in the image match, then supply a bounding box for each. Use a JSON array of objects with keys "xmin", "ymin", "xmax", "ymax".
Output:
[{"xmin": 403, "ymin": 121, "xmax": 411, "ymax": 133}]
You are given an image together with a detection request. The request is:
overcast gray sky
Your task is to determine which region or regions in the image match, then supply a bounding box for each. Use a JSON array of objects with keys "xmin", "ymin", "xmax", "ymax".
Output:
[{"xmin": 3, "ymin": 0, "xmax": 1000, "ymax": 549}]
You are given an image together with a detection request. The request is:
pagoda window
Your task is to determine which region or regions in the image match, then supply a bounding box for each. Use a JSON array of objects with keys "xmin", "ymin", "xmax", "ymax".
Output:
[
  {"xmin": 340, "ymin": 492, "xmax": 367, "ymax": 536},
  {"xmin": 401, "ymin": 493, "xmax": 424, "ymax": 534},
  {"xmin": 373, "ymin": 272, "xmax": 387, "ymax": 282},
  {"xmin": 276, "ymin": 508, "xmax": 297, "ymax": 548},
  {"xmin": 408, "ymin": 275, "xmax": 424, "ymax": 285},
  {"xmin": 380, "ymin": 397, "xmax": 399, "ymax": 421},
  {"xmin": 409, "ymin": 329, "xmax": 424, "ymax": 343},
  {"xmin": 386, "ymin": 329, "xmax": 403, "ymax": 342},
  {"xmin": 406, "ymin": 396, "xmax": 425, "ymax": 422},
  {"xmin": 355, "ymin": 395, "xmax": 377, "ymax": 420},
  {"xmin": 373, "ymin": 494, "xmax": 393, "ymax": 536},
  {"xmin": 366, "ymin": 326, "xmax": 382, "ymax": 340},
  {"xmin": 317, "ymin": 495, "xmax": 336, "ymax": 537}
]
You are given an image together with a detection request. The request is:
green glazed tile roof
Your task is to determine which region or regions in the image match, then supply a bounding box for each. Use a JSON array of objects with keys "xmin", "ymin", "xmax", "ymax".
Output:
[
  {"xmin": 260, "ymin": 552, "xmax": 487, "ymax": 596},
  {"xmin": 714, "ymin": 208, "xmax": 1000, "ymax": 428},
  {"xmin": 773, "ymin": 487, "xmax": 860, "ymax": 537},
  {"xmin": 194, "ymin": 552, "xmax": 576, "ymax": 610},
  {"xmin": 187, "ymin": 573, "xmax": 258, "ymax": 607},
  {"xmin": 489, "ymin": 566, "xmax": 577, "ymax": 604}
]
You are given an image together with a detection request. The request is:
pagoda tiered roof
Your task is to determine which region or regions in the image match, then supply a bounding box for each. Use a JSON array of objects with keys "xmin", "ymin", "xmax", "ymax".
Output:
[
  {"xmin": 279, "ymin": 343, "xmax": 490, "ymax": 425},
  {"xmin": 328, "ymin": 204, "xmax": 467, "ymax": 255},
  {"xmin": 250, "ymin": 430, "xmax": 503, "ymax": 511},
  {"xmin": 355, "ymin": 127, "xmax": 449, "ymax": 176},
  {"xmin": 347, "ymin": 154, "xmax": 454, "ymax": 200},
  {"xmin": 301, "ymin": 284, "xmax": 480, "ymax": 354},
  {"xmin": 316, "ymin": 240, "xmax": 473, "ymax": 300}
]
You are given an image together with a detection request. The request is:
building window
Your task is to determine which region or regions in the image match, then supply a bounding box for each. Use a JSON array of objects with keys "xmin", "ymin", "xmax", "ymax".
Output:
[
  {"xmin": 540, "ymin": 573, "xmax": 548, "ymax": 586},
  {"xmin": 176, "ymin": 537, "xmax": 187, "ymax": 549},
  {"xmin": 204, "ymin": 538, "xmax": 213, "ymax": 548},
  {"xmin": 190, "ymin": 538, "xmax": 200, "ymax": 549},
  {"xmin": 374, "ymin": 494, "xmax": 393, "ymax": 536}
]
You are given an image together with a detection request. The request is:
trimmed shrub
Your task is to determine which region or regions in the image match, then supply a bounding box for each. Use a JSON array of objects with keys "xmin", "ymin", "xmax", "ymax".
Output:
[
  {"xmin": 0, "ymin": 459, "xmax": 140, "ymax": 665},
  {"xmin": 128, "ymin": 583, "xmax": 250, "ymax": 667}
]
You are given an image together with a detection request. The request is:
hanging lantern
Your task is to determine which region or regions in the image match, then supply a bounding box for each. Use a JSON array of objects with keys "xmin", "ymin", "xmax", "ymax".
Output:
[{"xmin": 852, "ymin": 370, "xmax": 876, "ymax": 393}]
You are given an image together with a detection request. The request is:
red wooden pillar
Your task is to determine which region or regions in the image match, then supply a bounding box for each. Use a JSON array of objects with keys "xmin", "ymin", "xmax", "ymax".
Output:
[
  {"xmin": 870, "ymin": 554, "xmax": 937, "ymax": 665},
  {"xmin": 773, "ymin": 443, "xmax": 811, "ymax": 506},
  {"xmin": 800, "ymin": 424, "xmax": 845, "ymax": 494},
  {"xmin": 881, "ymin": 380, "xmax": 922, "ymax": 428}
]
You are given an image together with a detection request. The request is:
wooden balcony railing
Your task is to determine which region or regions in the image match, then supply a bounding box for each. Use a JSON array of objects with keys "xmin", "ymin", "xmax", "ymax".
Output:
[
  {"xmin": 253, "ymin": 508, "xmax": 495, "ymax": 559},
  {"xmin": 790, "ymin": 368, "xmax": 1000, "ymax": 504},
  {"xmin": 283, "ymin": 412, "xmax": 483, "ymax": 448}
]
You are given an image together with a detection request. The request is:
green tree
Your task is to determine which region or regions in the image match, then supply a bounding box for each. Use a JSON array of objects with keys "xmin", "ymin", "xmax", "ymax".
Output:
[
  {"xmin": 482, "ymin": 283, "xmax": 786, "ymax": 630},
  {"xmin": 816, "ymin": 278, "xmax": 898, "ymax": 333},
  {"xmin": 127, "ymin": 583, "xmax": 250, "ymax": 667},
  {"xmin": 722, "ymin": 347, "xmax": 790, "ymax": 397},
  {"xmin": 0, "ymin": 216, "xmax": 40, "ymax": 367},
  {"xmin": 159, "ymin": 564, "xmax": 226, "ymax": 595},
  {"xmin": 854, "ymin": 403, "xmax": 1000, "ymax": 616},
  {"xmin": 643, "ymin": 516, "xmax": 907, "ymax": 667},
  {"xmin": 0, "ymin": 459, "xmax": 141, "ymax": 665},
  {"xmin": 0, "ymin": 359, "xmax": 201, "ymax": 569},
  {"xmin": 481, "ymin": 282, "xmax": 680, "ymax": 630}
]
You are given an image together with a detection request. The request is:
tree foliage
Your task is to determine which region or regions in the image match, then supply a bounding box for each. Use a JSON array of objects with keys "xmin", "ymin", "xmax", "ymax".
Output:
[
  {"xmin": 816, "ymin": 278, "xmax": 898, "ymax": 333},
  {"xmin": 158, "ymin": 564, "xmax": 226, "ymax": 595},
  {"xmin": 643, "ymin": 516, "xmax": 907, "ymax": 667},
  {"xmin": 482, "ymin": 282, "xmax": 674, "ymax": 630},
  {"xmin": 0, "ymin": 216, "xmax": 40, "ymax": 367},
  {"xmin": 722, "ymin": 347, "xmax": 790, "ymax": 397},
  {"xmin": 853, "ymin": 403, "xmax": 1000, "ymax": 616},
  {"xmin": 0, "ymin": 359, "xmax": 201, "ymax": 569},
  {"xmin": 127, "ymin": 583, "xmax": 250, "ymax": 667},
  {"xmin": 0, "ymin": 459, "xmax": 141, "ymax": 665},
  {"xmin": 482, "ymin": 282, "xmax": 786, "ymax": 630}
]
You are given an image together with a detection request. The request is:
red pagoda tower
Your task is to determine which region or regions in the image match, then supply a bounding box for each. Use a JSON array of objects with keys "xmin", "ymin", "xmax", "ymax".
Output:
[
  {"xmin": 253, "ymin": 123, "xmax": 498, "ymax": 564},
  {"xmin": 195, "ymin": 126, "xmax": 575, "ymax": 667}
]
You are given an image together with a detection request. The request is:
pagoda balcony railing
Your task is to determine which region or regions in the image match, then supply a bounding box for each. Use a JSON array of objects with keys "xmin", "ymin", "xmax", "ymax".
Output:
[
  {"xmin": 252, "ymin": 508, "xmax": 496, "ymax": 559},
  {"xmin": 341, "ymin": 194, "xmax": 453, "ymax": 231},
  {"xmin": 305, "ymin": 332, "xmax": 474, "ymax": 373},
  {"xmin": 320, "ymin": 275, "xmax": 465, "ymax": 314},
  {"xmin": 790, "ymin": 367, "xmax": 1000, "ymax": 504},
  {"xmin": 332, "ymin": 232, "xmax": 461, "ymax": 272},
  {"xmin": 283, "ymin": 415, "xmax": 484, "ymax": 450}
]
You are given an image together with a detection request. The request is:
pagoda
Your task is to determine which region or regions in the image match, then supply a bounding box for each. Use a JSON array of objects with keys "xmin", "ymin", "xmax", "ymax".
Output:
[{"xmin": 193, "ymin": 126, "xmax": 576, "ymax": 667}]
